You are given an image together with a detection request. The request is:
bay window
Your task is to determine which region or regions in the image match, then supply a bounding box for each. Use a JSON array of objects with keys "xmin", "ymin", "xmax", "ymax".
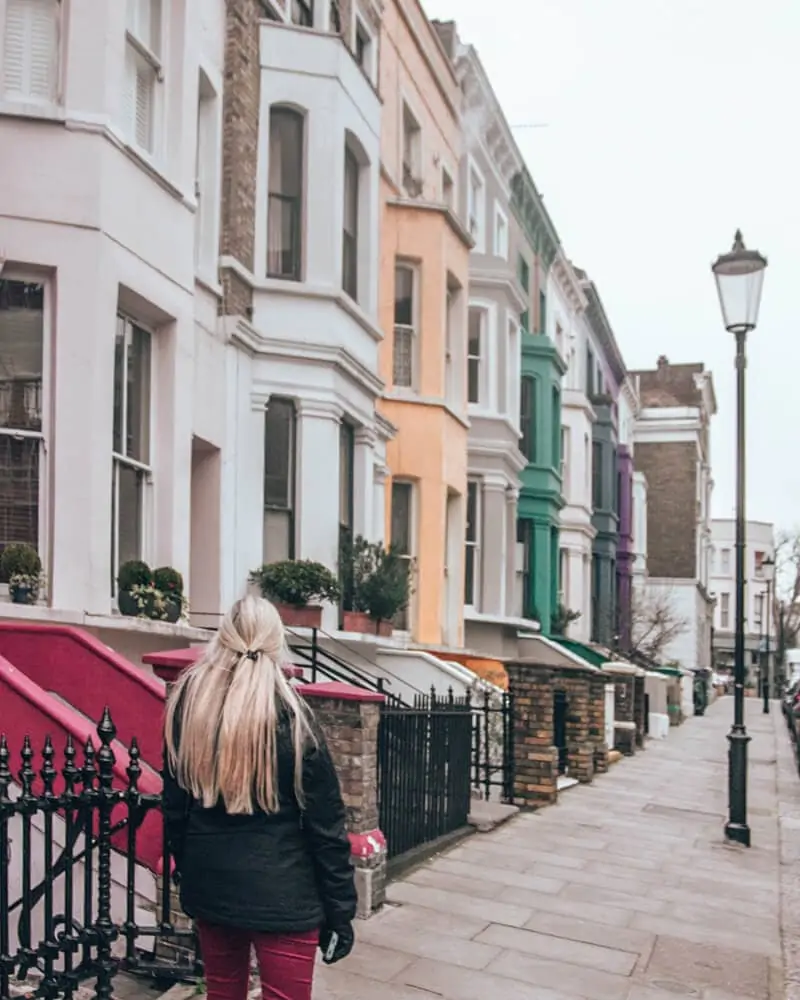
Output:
[{"xmin": 123, "ymin": 0, "xmax": 163, "ymax": 155}]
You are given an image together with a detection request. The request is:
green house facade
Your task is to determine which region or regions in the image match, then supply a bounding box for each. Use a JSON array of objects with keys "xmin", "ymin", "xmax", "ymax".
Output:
[{"xmin": 511, "ymin": 167, "xmax": 564, "ymax": 636}]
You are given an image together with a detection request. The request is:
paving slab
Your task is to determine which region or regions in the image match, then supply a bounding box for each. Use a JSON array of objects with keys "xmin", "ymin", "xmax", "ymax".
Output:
[{"xmin": 315, "ymin": 698, "xmax": 789, "ymax": 1000}]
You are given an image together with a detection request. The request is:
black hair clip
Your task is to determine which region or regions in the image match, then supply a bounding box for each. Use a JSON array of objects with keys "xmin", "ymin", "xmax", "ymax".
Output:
[{"xmin": 244, "ymin": 650, "xmax": 259, "ymax": 661}]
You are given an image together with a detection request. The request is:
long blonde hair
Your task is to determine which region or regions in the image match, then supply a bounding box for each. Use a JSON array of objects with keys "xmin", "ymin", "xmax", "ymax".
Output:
[{"xmin": 164, "ymin": 595, "xmax": 314, "ymax": 815}]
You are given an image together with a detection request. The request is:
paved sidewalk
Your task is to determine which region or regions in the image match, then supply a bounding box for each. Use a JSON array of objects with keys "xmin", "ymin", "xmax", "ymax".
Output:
[{"xmin": 315, "ymin": 697, "xmax": 789, "ymax": 1000}]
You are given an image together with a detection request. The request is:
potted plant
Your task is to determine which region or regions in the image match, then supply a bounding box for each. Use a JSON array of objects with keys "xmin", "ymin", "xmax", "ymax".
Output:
[
  {"xmin": 117, "ymin": 560, "xmax": 153, "ymax": 617},
  {"xmin": 249, "ymin": 560, "xmax": 340, "ymax": 628},
  {"xmin": 1, "ymin": 543, "xmax": 42, "ymax": 605},
  {"xmin": 153, "ymin": 566, "xmax": 185, "ymax": 623},
  {"xmin": 342, "ymin": 536, "xmax": 411, "ymax": 636}
]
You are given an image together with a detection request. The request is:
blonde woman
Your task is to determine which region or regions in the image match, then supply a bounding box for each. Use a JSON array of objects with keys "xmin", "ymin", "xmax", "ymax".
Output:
[{"xmin": 163, "ymin": 596, "xmax": 356, "ymax": 1000}]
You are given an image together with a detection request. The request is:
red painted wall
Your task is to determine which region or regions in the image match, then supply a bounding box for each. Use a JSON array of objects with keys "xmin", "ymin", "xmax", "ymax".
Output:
[
  {"xmin": 0, "ymin": 655, "xmax": 162, "ymax": 871},
  {"xmin": 0, "ymin": 624, "xmax": 166, "ymax": 771}
]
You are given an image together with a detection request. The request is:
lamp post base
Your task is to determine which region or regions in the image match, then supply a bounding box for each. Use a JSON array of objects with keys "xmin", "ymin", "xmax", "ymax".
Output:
[{"xmin": 725, "ymin": 725, "xmax": 751, "ymax": 848}]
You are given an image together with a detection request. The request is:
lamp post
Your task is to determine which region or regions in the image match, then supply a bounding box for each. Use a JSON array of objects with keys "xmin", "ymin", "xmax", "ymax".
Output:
[
  {"xmin": 712, "ymin": 230, "xmax": 768, "ymax": 849},
  {"xmin": 762, "ymin": 555, "xmax": 775, "ymax": 713}
]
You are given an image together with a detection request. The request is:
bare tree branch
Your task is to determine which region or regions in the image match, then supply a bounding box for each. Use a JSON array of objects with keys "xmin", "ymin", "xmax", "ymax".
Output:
[{"xmin": 630, "ymin": 587, "xmax": 689, "ymax": 663}]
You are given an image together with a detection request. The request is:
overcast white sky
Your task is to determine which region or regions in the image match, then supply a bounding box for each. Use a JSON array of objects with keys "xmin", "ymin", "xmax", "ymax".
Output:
[{"xmin": 424, "ymin": 0, "xmax": 799, "ymax": 531}]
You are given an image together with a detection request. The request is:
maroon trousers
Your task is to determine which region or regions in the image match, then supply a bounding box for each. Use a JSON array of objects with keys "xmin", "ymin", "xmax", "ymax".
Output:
[{"xmin": 197, "ymin": 921, "xmax": 319, "ymax": 1000}]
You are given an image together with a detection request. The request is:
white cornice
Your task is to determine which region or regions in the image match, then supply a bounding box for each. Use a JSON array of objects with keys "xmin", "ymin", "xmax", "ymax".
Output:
[
  {"xmin": 551, "ymin": 250, "xmax": 588, "ymax": 313},
  {"xmin": 469, "ymin": 269, "xmax": 528, "ymax": 313},
  {"xmin": 469, "ymin": 437, "xmax": 527, "ymax": 474},
  {"xmin": 230, "ymin": 324, "xmax": 385, "ymax": 399}
]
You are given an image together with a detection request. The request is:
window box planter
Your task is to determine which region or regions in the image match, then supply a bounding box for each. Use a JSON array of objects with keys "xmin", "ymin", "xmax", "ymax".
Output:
[
  {"xmin": 275, "ymin": 603, "xmax": 323, "ymax": 630},
  {"xmin": 342, "ymin": 610, "xmax": 392, "ymax": 637}
]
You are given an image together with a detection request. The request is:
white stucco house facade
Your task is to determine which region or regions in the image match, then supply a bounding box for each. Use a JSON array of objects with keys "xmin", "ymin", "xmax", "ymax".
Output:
[
  {"xmin": 223, "ymin": 14, "xmax": 393, "ymax": 631},
  {"xmin": 0, "ymin": 0, "xmax": 226, "ymax": 647},
  {"xmin": 547, "ymin": 252, "xmax": 595, "ymax": 641}
]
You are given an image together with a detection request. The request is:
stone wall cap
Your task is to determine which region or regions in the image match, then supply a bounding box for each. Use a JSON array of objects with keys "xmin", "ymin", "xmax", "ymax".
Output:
[
  {"xmin": 602, "ymin": 662, "xmax": 646, "ymax": 677},
  {"xmin": 300, "ymin": 681, "xmax": 385, "ymax": 703},
  {"xmin": 507, "ymin": 657, "xmax": 599, "ymax": 674},
  {"xmin": 613, "ymin": 720, "xmax": 637, "ymax": 731}
]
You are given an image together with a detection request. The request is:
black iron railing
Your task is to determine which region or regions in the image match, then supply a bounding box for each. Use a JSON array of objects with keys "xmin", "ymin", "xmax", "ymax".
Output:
[
  {"xmin": 471, "ymin": 689, "xmax": 515, "ymax": 804},
  {"xmin": 284, "ymin": 626, "xmax": 409, "ymax": 707},
  {"xmin": 0, "ymin": 712, "xmax": 199, "ymax": 1000},
  {"xmin": 378, "ymin": 690, "xmax": 472, "ymax": 861}
]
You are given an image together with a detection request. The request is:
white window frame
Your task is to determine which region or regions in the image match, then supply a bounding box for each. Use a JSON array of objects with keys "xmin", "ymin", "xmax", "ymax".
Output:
[
  {"xmin": 400, "ymin": 97, "xmax": 423, "ymax": 197},
  {"xmin": 0, "ymin": 0, "xmax": 62, "ymax": 112},
  {"xmin": 390, "ymin": 478, "xmax": 415, "ymax": 633},
  {"xmin": 721, "ymin": 548, "xmax": 731, "ymax": 575},
  {"xmin": 720, "ymin": 592, "xmax": 730, "ymax": 630},
  {"xmin": 558, "ymin": 547, "xmax": 569, "ymax": 607},
  {"xmin": 111, "ymin": 314, "xmax": 154, "ymax": 595},
  {"xmin": 444, "ymin": 280, "xmax": 458, "ymax": 407},
  {"xmin": 0, "ymin": 269, "xmax": 51, "ymax": 595},
  {"xmin": 195, "ymin": 66, "xmax": 222, "ymax": 284},
  {"xmin": 122, "ymin": 0, "xmax": 165, "ymax": 158},
  {"xmin": 441, "ymin": 165, "xmax": 455, "ymax": 210},
  {"xmin": 467, "ymin": 157, "xmax": 486, "ymax": 253},
  {"xmin": 493, "ymin": 202, "xmax": 509, "ymax": 260},
  {"xmin": 467, "ymin": 306, "xmax": 485, "ymax": 408},
  {"xmin": 561, "ymin": 425, "xmax": 570, "ymax": 497},
  {"xmin": 352, "ymin": 8, "xmax": 376, "ymax": 85},
  {"xmin": 464, "ymin": 479, "xmax": 482, "ymax": 610},
  {"xmin": 506, "ymin": 311, "xmax": 520, "ymax": 423},
  {"xmin": 392, "ymin": 260, "xmax": 418, "ymax": 390},
  {"xmin": 754, "ymin": 592, "xmax": 764, "ymax": 630}
]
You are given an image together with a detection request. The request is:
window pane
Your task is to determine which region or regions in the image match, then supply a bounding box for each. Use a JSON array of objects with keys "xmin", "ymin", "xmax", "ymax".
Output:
[
  {"xmin": 0, "ymin": 279, "xmax": 44, "ymax": 433},
  {"xmin": 391, "ymin": 482, "xmax": 412, "ymax": 554},
  {"xmin": 0, "ymin": 436, "xmax": 40, "ymax": 571},
  {"xmin": 465, "ymin": 482, "xmax": 478, "ymax": 542},
  {"xmin": 264, "ymin": 508, "xmax": 292, "ymax": 563},
  {"xmin": 268, "ymin": 109, "xmax": 304, "ymax": 280},
  {"xmin": 339, "ymin": 422, "xmax": 353, "ymax": 528},
  {"xmin": 291, "ymin": 0, "xmax": 313, "ymax": 25},
  {"xmin": 126, "ymin": 323, "xmax": 151, "ymax": 463},
  {"xmin": 464, "ymin": 544, "xmax": 475, "ymax": 605},
  {"xmin": 394, "ymin": 266, "xmax": 413, "ymax": 326},
  {"xmin": 269, "ymin": 109, "xmax": 303, "ymax": 199},
  {"xmin": 342, "ymin": 147, "xmax": 359, "ymax": 299},
  {"xmin": 117, "ymin": 461, "xmax": 143, "ymax": 566},
  {"xmin": 113, "ymin": 315, "xmax": 125, "ymax": 453},
  {"xmin": 467, "ymin": 358, "xmax": 480, "ymax": 405},
  {"xmin": 467, "ymin": 308, "xmax": 482, "ymax": 357},
  {"xmin": 264, "ymin": 398, "xmax": 294, "ymax": 508}
]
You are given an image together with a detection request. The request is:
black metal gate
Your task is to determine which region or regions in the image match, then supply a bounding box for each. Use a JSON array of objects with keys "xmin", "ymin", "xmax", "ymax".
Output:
[
  {"xmin": 553, "ymin": 689, "xmax": 569, "ymax": 775},
  {"xmin": 471, "ymin": 689, "xmax": 515, "ymax": 803},
  {"xmin": 1, "ymin": 711, "xmax": 199, "ymax": 1000},
  {"xmin": 377, "ymin": 691, "xmax": 472, "ymax": 861}
]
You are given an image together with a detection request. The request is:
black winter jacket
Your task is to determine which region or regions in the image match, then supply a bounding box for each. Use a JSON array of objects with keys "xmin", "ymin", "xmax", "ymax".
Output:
[{"xmin": 162, "ymin": 709, "xmax": 357, "ymax": 934}]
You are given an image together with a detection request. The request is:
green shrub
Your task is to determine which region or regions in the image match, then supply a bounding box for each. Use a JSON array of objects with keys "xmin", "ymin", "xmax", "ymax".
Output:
[
  {"xmin": 1, "ymin": 543, "xmax": 41, "ymax": 581},
  {"xmin": 154, "ymin": 566, "xmax": 184, "ymax": 596},
  {"xmin": 342, "ymin": 535, "xmax": 412, "ymax": 624},
  {"xmin": 249, "ymin": 560, "xmax": 340, "ymax": 607},
  {"xmin": 118, "ymin": 560, "xmax": 153, "ymax": 591}
]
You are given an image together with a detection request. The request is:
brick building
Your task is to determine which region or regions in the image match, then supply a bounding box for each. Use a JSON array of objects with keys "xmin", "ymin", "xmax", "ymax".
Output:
[{"xmin": 631, "ymin": 356, "xmax": 716, "ymax": 680}]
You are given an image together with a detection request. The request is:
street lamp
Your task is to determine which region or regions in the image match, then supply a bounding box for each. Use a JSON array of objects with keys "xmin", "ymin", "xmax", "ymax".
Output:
[
  {"xmin": 712, "ymin": 230, "xmax": 768, "ymax": 849},
  {"xmin": 762, "ymin": 555, "xmax": 775, "ymax": 713}
]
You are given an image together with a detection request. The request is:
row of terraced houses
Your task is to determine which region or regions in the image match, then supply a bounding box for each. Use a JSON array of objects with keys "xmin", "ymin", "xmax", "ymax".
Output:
[{"xmin": 0, "ymin": 0, "xmax": 718, "ymax": 691}]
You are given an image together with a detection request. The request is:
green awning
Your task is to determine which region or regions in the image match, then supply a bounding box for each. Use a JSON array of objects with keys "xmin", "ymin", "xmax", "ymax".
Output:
[
  {"xmin": 648, "ymin": 664, "xmax": 683, "ymax": 678},
  {"xmin": 551, "ymin": 637, "xmax": 608, "ymax": 669}
]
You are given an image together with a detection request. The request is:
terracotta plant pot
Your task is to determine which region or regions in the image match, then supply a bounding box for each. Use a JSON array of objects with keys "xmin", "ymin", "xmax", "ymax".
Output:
[
  {"xmin": 342, "ymin": 611, "xmax": 392, "ymax": 637},
  {"xmin": 274, "ymin": 603, "xmax": 323, "ymax": 629}
]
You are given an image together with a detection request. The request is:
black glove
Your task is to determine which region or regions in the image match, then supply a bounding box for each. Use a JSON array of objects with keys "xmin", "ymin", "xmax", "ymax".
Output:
[{"xmin": 319, "ymin": 923, "xmax": 354, "ymax": 965}]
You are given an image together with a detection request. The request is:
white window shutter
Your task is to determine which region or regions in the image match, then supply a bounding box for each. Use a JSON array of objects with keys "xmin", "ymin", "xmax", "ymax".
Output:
[
  {"xmin": 3, "ymin": 0, "xmax": 58, "ymax": 102},
  {"xmin": 122, "ymin": 44, "xmax": 137, "ymax": 140}
]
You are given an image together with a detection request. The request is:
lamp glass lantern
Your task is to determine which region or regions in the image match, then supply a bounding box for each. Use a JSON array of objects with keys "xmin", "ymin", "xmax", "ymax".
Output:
[{"xmin": 712, "ymin": 230, "xmax": 767, "ymax": 333}]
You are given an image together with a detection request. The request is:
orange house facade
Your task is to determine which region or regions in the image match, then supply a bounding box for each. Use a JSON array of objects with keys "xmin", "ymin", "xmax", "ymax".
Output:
[{"xmin": 378, "ymin": 0, "xmax": 471, "ymax": 647}]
